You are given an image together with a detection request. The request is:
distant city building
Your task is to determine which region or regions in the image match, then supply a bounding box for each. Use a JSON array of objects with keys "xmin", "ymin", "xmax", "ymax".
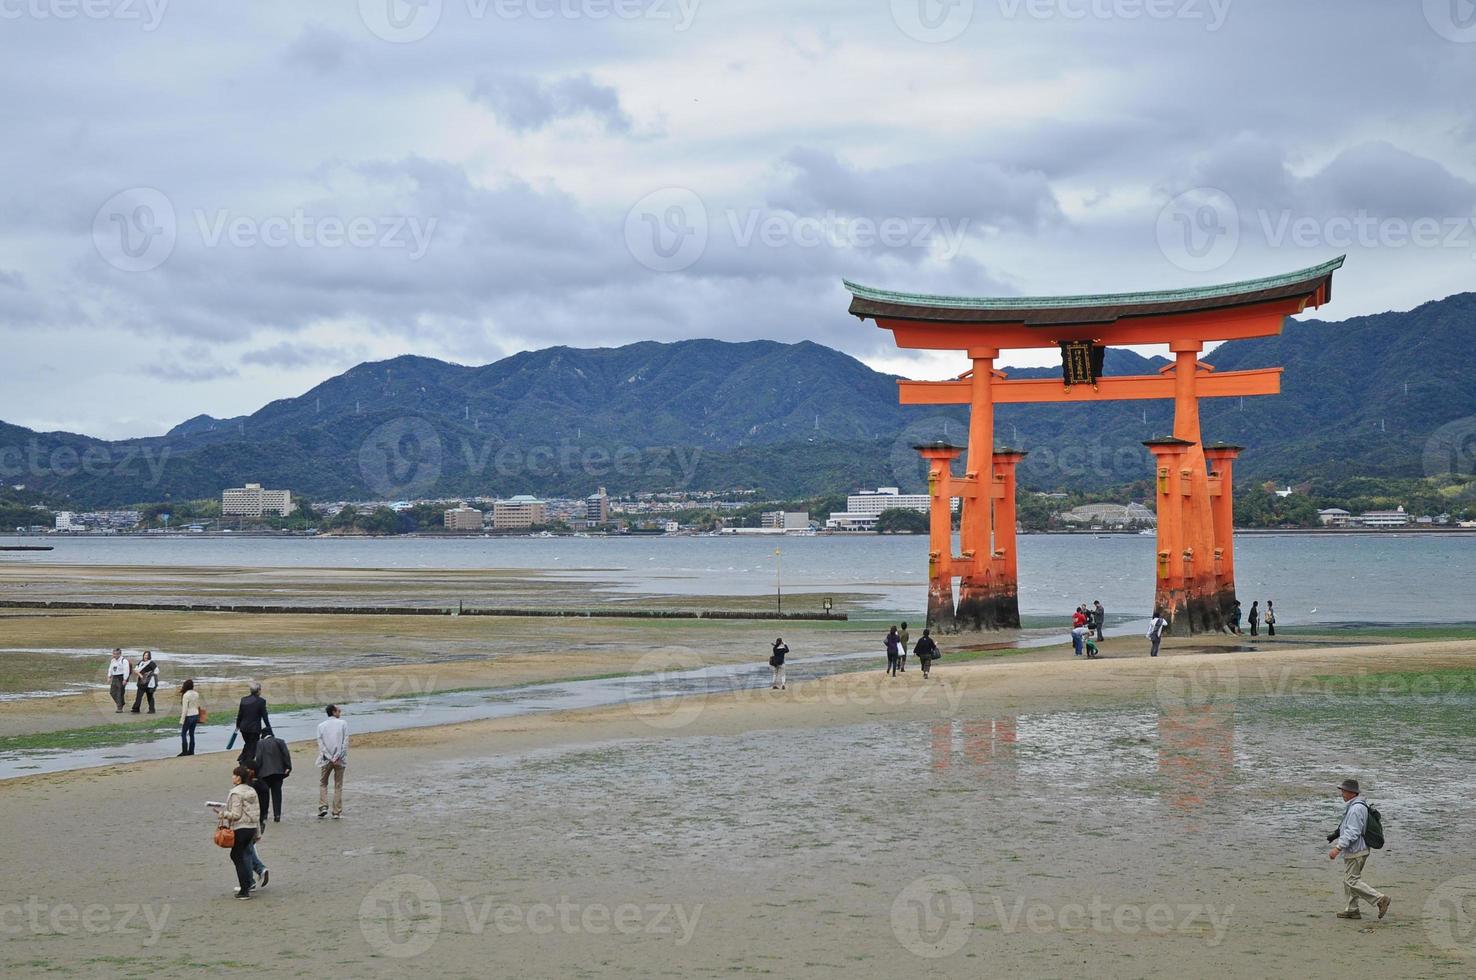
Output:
[
  {"xmin": 826, "ymin": 487, "xmax": 955, "ymax": 531},
  {"xmin": 1357, "ymin": 506, "xmax": 1409, "ymax": 528},
  {"xmin": 493, "ymin": 495, "xmax": 548, "ymax": 529},
  {"xmin": 761, "ymin": 511, "xmax": 809, "ymax": 530},
  {"xmin": 54, "ymin": 510, "xmax": 141, "ymax": 531},
  {"xmin": 586, "ymin": 487, "xmax": 610, "ymax": 526},
  {"xmin": 1058, "ymin": 502, "xmax": 1157, "ymax": 527},
  {"xmin": 222, "ymin": 483, "xmax": 292, "ymax": 518},
  {"xmin": 443, "ymin": 505, "xmax": 484, "ymax": 531},
  {"xmin": 1317, "ymin": 507, "xmax": 1353, "ymax": 527}
]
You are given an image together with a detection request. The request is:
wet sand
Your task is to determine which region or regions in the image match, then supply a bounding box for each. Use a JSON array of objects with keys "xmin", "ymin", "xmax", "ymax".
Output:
[{"xmin": 3, "ymin": 637, "xmax": 1475, "ymax": 978}]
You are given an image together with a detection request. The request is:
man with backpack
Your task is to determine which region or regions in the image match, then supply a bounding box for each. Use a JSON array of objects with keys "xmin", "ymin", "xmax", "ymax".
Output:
[
  {"xmin": 1328, "ymin": 777, "xmax": 1390, "ymax": 920},
  {"xmin": 1146, "ymin": 609, "xmax": 1168, "ymax": 657}
]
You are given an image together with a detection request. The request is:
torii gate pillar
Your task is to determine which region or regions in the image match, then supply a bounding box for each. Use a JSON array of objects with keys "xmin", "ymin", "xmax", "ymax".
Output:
[
  {"xmin": 990, "ymin": 449, "xmax": 1028, "ymax": 629},
  {"xmin": 1144, "ymin": 437, "xmax": 1194, "ymax": 635},
  {"xmin": 1204, "ymin": 443, "xmax": 1244, "ymax": 624},
  {"xmin": 915, "ymin": 441, "xmax": 963, "ymax": 633}
]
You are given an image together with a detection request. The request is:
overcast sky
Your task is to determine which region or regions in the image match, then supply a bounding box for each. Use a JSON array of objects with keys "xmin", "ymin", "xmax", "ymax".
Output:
[{"xmin": 2, "ymin": 0, "xmax": 1475, "ymax": 439}]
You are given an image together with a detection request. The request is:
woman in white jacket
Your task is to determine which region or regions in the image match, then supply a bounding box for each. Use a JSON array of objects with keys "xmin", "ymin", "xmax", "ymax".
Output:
[
  {"xmin": 213, "ymin": 765, "xmax": 262, "ymax": 900},
  {"xmin": 178, "ymin": 678, "xmax": 202, "ymax": 757}
]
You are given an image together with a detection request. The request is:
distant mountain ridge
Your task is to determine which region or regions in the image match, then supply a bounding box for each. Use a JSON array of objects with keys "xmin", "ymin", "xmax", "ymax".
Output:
[{"xmin": 5, "ymin": 291, "xmax": 1475, "ymax": 507}]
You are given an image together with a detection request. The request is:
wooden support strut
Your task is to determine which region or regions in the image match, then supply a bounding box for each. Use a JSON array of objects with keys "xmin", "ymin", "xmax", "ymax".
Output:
[{"xmin": 897, "ymin": 367, "xmax": 1282, "ymax": 405}]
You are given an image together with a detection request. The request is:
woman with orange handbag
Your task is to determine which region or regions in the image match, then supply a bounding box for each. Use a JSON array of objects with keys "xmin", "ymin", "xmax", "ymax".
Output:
[{"xmin": 211, "ymin": 765, "xmax": 261, "ymax": 900}]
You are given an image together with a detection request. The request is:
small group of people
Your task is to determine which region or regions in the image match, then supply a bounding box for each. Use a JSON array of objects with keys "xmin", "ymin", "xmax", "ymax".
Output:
[
  {"xmin": 209, "ymin": 698, "xmax": 351, "ymax": 899},
  {"xmin": 1069, "ymin": 601, "xmax": 1106, "ymax": 658},
  {"xmin": 884, "ymin": 623, "xmax": 941, "ymax": 678},
  {"xmin": 1138, "ymin": 597, "xmax": 1281, "ymax": 657},
  {"xmin": 106, "ymin": 647, "xmax": 160, "ymax": 713},
  {"xmin": 1218, "ymin": 598, "xmax": 1278, "ymax": 636},
  {"xmin": 229, "ymin": 682, "xmax": 349, "ymax": 821}
]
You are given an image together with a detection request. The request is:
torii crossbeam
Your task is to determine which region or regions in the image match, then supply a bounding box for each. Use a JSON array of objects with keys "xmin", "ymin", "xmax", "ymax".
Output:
[{"xmin": 845, "ymin": 256, "xmax": 1344, "ymax": 635}]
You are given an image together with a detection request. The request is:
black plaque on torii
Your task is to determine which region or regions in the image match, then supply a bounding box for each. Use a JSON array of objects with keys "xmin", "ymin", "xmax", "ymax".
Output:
[{"xmin": 1059, "ymin": 341, "xmax": 1106, "ymax": 389}]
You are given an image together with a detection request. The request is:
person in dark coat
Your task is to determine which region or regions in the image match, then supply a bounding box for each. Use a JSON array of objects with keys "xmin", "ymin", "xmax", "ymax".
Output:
[
  {"xmin": 235, "ymin": 681, "xmax": 272, "ymax": 764},
  {"xmin": 1247, "ymin": 601, "xmax": 1260, "ymax": 638},
  {"xmin": 252, "ymin": 729, "xmax": 292, "ymax": 822},
  {"xmin": 1229, "ymin": 600, "xmax": 1243, "ymax": 635},
  {"xmin": 769, "ymin": 637, "xmax": 789, "ymax": 690},
  {"xmin": 913, "ymin": 629, "xmax": 940, "ymax": 679},
  {"xmin": 1092, "ymin": 601, "xmax": 1106, "ymax": 642},
  {"xmin": 884, "ymin": 627, "xmax": 901, "ymax": 677}
]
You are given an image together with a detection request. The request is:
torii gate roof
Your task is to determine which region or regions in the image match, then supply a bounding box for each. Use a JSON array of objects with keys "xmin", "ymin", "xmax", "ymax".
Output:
[{"xmin": 844, "ymin": 256, "xmax": 1344, "ymax": 329}]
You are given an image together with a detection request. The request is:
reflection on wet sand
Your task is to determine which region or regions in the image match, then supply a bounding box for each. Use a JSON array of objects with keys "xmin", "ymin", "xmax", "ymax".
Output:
[{"xmin": 1159, "ymin": 704, "xmax": 1236, "ymax": 820}]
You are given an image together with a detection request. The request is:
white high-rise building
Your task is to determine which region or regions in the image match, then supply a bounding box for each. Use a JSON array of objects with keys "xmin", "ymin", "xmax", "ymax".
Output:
[
  {"xmin": 826, "ymin": 487, "xmax": 956, "ymax": 531},
  {"xmin": 222, "ymin": 483, "xmax": 293, "ymax": 517}
]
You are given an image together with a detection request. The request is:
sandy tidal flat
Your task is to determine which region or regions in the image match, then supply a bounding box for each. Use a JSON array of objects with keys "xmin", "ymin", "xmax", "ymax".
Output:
[{"xmin": 3, "ymin": 638, "xmax": 1476, "ymax": 978}]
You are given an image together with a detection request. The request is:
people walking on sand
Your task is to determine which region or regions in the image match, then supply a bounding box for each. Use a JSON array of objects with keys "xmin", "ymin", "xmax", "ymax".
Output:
[
  {"xmin": 316, "ymin": 705, "xmax": 348, "ymax": 819},
  {"xmin": 1093, "ymin": 601, "xmax": 1106, "ymax": 642},
  {"xmin": 1230, "ymin": 600, "xmax": 1243, "ymax": 635},
  {"xmin": 914, "ymin": 629, "xmax": 939, "ymax": 679},
  {"xmin": 1328, "ymin": 778, "xmax": 1390, "ymax": 920},
  {"xmin": 107, "ymin": 648, "xmax": 131, "ymax": 712},
  {"xmin": 252, "ymin": 728, "xmax": 292, "ymax": 823},
  {"xmin": 178, "ymin": 678, "xmax": 202, "ymax": 756},
  {"xmin": 212, "ymin": 765, "xmax": 261, "ymax": 900},
  {"xmin": 1247, "ymin": 600, "xmax": 1260, "ymax": 637},
  {"xmin": 769, "ymin": 637, "xmax": 789, "ymax": 690},
  {"xmin": 234, "ymin": 681, "xmax": 271, "ymax": 764},
  {"xmin": 1265, "ymin": 600, "xmax": 1277, "ymax": 637},
  {"xmin": 1147, "ymin": 608, "xmax": 1168, "ymax": 657},
  {"xmin": 884, "ymin": 626, "xmax": 901, "ymax": 677},
  {"xmin": 898, "ymin": 622, "xmax": 911, "ymax": 671},
  {"xmin": 130, "ymin": 650, "xmax": 158, "ymax": 714}
]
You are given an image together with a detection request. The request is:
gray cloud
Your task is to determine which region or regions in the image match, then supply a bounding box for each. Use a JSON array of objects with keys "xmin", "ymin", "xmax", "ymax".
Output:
[
  {"xmin": 470, "ymin": 72, "xmax": 632, "ymax": 134},
  {"xmin": 773, "ymin": 148, "xmax": 1061, "ymax": 233},
  {"xmin": 140, "ymin": 361, "xmax": 239, "ymax": 384},
  {"xmin": 282, "ymin": 25, "xmax": 350, "ymax": 75},
  {"xmin": 242, "ymin": 341, "xmax": 366, "ymax": 369}
]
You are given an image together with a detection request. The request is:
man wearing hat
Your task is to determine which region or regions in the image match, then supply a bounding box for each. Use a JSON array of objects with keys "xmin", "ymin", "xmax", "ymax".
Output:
[{"xmin": 1327, "ymin": 778, "xmax": 1390, "ymax": 920}]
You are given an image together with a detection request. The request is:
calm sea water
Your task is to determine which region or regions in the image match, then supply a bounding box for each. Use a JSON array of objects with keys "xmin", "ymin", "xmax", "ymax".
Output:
[{"xmin": 2, "ymin": 532, "xmax": 1472, "ymax": 625}]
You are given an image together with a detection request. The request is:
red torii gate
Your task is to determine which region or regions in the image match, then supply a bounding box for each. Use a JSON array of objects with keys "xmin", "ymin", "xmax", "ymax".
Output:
[{"xmin": 845, "ymin": 257, "xmax": 1343, "ymax": 635}]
